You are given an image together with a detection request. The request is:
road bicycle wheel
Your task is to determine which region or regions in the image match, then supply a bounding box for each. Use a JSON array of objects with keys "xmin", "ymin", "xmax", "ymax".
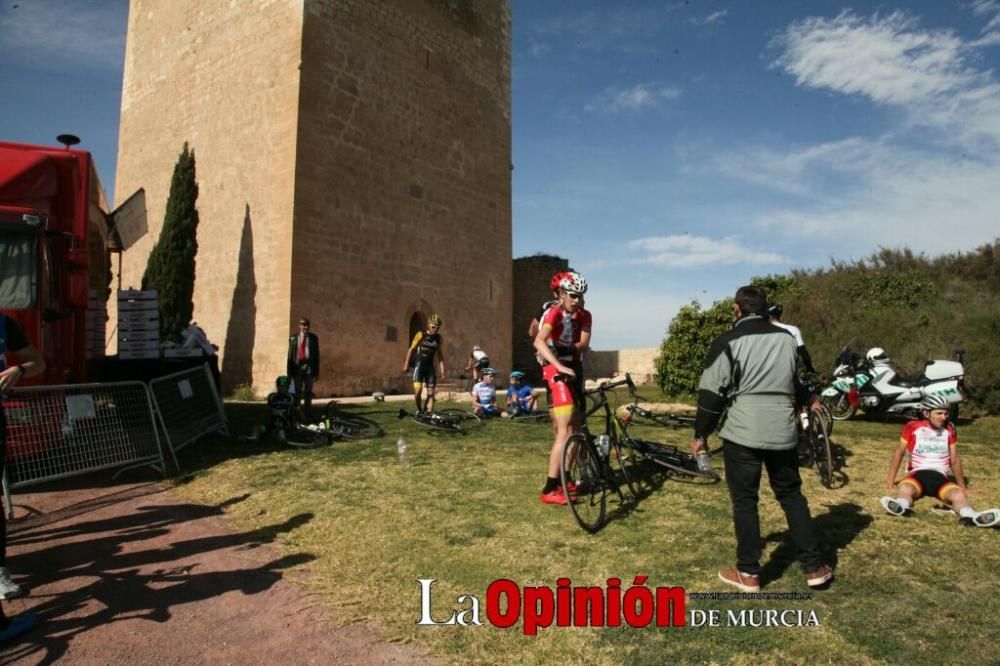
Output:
[
  {"xmin": 412, "ymin": 412, "xmax": 464, "ymax": 433},
  {"xmin": 808, "ymin": 415, "xmax": 834, "ymax": 488},
  {"xmin": 437, "ymin": 408, "xmax": 483, "ymax": 429},
  {"xmin": 822, "ymin": 393, "xmax": 855, "ymax": 421},
  {"xmin": 508, "ymin": 408, "xmax": 550, "ymax": 424},
  {"xmin": 284, "ymin": 426, "xmax": 331, "ymax": 448},
  {"xmin": 610, "ymin": 436, "xmax": 640, "ymax": 499},
  {"xmin": 327, "ymin": 415, "xmax": 384, "ymax": 440},
  {"xmin": 632, "ymin": 439, "xmax": 719, "ymax": 482},
  {"xmin": 561, "ymin": 434, "xmax": 608, "ymax": 533},
  {"xmin": 813, "ymin": 402, "xmax": 834, "ymax": 435},
  {"xmin": 627, "ymin": 405, "xmax": 695, "ymax": 429}
]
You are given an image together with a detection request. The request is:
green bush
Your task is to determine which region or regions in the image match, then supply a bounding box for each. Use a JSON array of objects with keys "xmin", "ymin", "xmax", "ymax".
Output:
[
  {"xmin": 655, "ymin": 240, "xmax": 1000, "ymax": 414},
  {"xmin": 654, "ymin": 299, "xmax": 733, "ymax": 395}
]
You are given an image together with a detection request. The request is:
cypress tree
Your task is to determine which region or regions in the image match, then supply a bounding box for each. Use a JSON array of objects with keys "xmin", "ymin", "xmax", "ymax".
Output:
[{"xmin": 142, "ymin": 142, "xmax": 199, "ymax": 342}]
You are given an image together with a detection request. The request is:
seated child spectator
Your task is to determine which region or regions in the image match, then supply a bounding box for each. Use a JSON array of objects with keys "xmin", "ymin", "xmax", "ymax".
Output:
[
  {"xmin": 471, "ymin": 368, "xmax": 500, "ymax": 417},
  {"xmin": 881, "ymin": 394, "xmax": 999, "ymax": 527},
  {"xmin": 504, "ymin": 370, "xmax": 538, "ymax": 416}
]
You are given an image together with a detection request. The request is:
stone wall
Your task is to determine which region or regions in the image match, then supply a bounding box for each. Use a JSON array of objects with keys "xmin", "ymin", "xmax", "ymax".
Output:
[
  {"xmin": 114, "ymin": 0, "xmax": 512, "ymax": 396},
  {"xmin": 511, "ymin": 255, "xmax": 568, "ymax": 381},
  {"xmin": 295, "ymin": 0, "xmax": 512, "ymax": 395},
  {"xmin": 114, "ymin": 0, "xmax": 304, "ymax": 391},
  {"xmin": 585, "ymin": 348, "xmax": 660, "ymax": 383}
]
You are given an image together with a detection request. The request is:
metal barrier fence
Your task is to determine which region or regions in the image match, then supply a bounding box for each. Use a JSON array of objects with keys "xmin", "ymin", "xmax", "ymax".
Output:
[
  {"xmin": 2, "ymin": 381, "xmax": 169, "ymax": 494},
  {"xmin": 2, "ymin": 363, "xmax": 227, "ymax": 518},
  {"xmin": 149, "ymin": 363, "xmax": 228, "ymax": 454}
]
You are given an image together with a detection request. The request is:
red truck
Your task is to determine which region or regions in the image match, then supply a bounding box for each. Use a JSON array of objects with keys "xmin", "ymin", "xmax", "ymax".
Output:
[{"xmin": 0, "ymin": 139, "xmax": 115, "ymax": 385}]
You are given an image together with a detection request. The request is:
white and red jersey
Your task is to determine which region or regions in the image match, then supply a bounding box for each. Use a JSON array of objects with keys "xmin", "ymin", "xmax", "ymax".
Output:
[
  {"xmin": 538, "ymin": 305, "xmax": 592, "ymax": 364},
  {"xmin": 901, "ymin": 419, "xmax": 957, "ymax": 476}
]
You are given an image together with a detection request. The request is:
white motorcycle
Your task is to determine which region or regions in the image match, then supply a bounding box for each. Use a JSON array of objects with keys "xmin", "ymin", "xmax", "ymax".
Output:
[{"xmin": 820, "ymin": 344, "xmax": 966, "ymax": 421}]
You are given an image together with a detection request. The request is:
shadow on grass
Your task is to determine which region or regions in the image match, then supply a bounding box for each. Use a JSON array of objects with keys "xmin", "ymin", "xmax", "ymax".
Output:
[{"xmin": 760, "ymin": 502, "xmax": 872, "ymax": 586}]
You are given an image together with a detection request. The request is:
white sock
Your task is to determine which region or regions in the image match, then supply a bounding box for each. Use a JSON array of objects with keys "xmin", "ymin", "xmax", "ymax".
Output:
[
  {"xmin": 958, "ymin": 507, "xmax": 976, "ymax": 519},
  {"xmin": 896, "ymin": 498, "xmax": 911, "ymax": 510}
]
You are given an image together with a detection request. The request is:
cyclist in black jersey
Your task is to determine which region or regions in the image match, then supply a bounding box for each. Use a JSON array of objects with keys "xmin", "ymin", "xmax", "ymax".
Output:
[{"xmin": 402, "ymin": 314, "xmax": 446, "ymax": 413}]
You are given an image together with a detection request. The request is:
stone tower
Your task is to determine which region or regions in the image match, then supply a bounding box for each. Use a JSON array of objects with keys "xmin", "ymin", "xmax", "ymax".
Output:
[{"xmin": 114, "ymin": 0, "xmax": 512, "ymax": 395}]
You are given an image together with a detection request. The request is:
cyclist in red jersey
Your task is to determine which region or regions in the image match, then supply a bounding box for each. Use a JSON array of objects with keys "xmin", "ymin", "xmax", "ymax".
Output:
[{"xmin": 533, "ymin": 271, "xmax": 592, "ymax": 505}]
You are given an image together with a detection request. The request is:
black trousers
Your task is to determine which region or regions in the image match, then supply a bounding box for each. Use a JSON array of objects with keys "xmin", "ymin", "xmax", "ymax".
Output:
[{"xmin": 723, "ymin": 439, "xmax": 822, "ymax": 575}]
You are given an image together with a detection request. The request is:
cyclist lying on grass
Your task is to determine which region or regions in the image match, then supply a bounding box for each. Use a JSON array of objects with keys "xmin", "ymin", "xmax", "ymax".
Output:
[
  {"xmin": 471, "ymin": 367, "xmax": 501, "ymax": 418},
  {"xmin": 881, "ymin": 394, "xmax": 999, "ymax": 528}
]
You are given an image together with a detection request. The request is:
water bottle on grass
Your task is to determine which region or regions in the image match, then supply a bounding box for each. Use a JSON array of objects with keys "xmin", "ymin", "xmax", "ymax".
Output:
[{"xmin": 397, "ymin": 437, "xmax": 411, "ymax": 468}]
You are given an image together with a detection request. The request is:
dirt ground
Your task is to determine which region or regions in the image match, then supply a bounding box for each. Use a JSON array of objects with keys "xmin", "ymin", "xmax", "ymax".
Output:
[{"xmin": 0, "ymin": 478, "xmax": 432, "ymax": 665}]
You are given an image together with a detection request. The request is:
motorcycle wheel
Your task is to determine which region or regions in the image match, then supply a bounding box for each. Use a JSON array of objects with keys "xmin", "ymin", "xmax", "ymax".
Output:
[{"xmin": 823, "ymin": 393, "xmax": 856, "ymax": 421}]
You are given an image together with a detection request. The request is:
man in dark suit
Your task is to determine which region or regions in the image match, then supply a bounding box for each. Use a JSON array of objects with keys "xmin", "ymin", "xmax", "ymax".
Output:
[{"xmin": 287, "ymin": 317, "xmax": 320, "ymax": 413}]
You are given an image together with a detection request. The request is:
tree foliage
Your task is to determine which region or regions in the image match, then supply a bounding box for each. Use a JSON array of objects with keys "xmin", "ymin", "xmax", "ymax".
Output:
[
  {"xmin": 654, "ymin": 299, "xmax": 733, "ymax": 396},
  {"xmin": 654, "ymin": 239, "xmax": 1000, "ymax": 413},
  {"xmin": 142, "ymin": 143, "xmax": 199, "ymax": 341}
]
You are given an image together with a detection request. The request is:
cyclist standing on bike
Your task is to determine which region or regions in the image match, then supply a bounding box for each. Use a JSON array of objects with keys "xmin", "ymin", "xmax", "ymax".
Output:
[
  {"xmin": 533, "ymin": 272, "xmax": 591, "ymax": 505},
  {"xmin": 693, "ymin": 285, "xmax": 832, "ymax": 592},
  {"xmin": 402, "ymin": 314, "xmax": 446, "ymax": 413}
]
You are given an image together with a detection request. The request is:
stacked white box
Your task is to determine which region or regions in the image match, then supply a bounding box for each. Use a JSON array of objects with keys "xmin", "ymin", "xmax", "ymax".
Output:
[
  {"xmin": 85, "ymin": 288, "xmax": 107, "ymax": 359},
  {"xmin": 118, "ymin": 289, "xmax": 160, "ymax": 359}
]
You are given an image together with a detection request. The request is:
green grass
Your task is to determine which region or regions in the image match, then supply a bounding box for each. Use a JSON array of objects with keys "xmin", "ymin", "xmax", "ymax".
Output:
[{"xmin": 172, "ymin": 395, "xmax": 1000, "ymax": 665}]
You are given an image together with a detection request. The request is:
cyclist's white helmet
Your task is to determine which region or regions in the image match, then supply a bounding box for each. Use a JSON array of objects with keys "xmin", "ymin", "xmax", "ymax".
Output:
[
  {"xmin": 473, "ymin": 345, "xmax": 481, "ymax": 351},
  {"xmin": 558, "ymin": 272, "xmax": 588, "ymax": 295},
  {"xmin": 921, "ymin": 394, "xmax": 950, "ymax": 412}
]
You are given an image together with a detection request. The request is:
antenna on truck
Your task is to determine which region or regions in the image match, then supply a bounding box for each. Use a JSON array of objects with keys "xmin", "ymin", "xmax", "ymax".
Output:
[{"xmin": 56, "ymin": 134, "xmax": 80, "ymax": 149}]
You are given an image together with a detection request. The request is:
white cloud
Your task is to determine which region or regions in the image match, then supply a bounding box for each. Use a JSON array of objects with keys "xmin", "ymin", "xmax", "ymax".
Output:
[
  {"xmin": 626, "ymin": 235, "xmax": 787, "ymax": 268},
  {"xmin": 695, "ymin": 7, "xmax": 1000, "ymax": 257},
  {"xmin": 0, "ymin": 0, "xmax": 126, "ymax": 70},
  {"xmin": 771, "ymin": 9, "xmax": 1000, "ymax": 148},
  {"xmin": 772, "ymin": 11, "xmax": 976, "ymax": 106},
  {"xmin": 691, "ymin": 10, "xmax": 728, "ymax": 26},
  {"xmin": 971, "ymin": 0, "xmax": 1000, "ymax": 46},
  {"xmin": 585, "ymin": 84, "xmax": 683, "ymax": 113}
]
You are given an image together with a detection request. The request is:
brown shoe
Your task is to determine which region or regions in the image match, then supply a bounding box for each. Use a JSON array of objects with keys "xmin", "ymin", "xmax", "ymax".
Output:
[
  {"xmin": 718, "ymin": 568, "xmax": 761, "ymax": 592},
  {"xmin": 804, "ymin": 564, "xmax": 833, "ymax": 589}
]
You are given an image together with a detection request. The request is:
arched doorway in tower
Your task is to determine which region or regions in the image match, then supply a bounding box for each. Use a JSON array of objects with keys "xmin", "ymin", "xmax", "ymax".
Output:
[{"xmin": 408, "ymin": 311, "xmax": 425, "ymax": 344}]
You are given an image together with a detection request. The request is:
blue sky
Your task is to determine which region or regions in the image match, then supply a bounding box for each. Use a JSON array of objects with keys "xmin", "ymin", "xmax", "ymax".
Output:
[{"xmin": 3, "ymin": 1, "xmax": 1000, "ymax": 349}]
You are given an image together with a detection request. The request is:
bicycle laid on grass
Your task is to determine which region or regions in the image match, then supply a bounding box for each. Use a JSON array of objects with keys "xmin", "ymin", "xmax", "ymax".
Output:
[
  {"xmin": 322, "ymin": 401, "xmax": 385, "ymax": 440},
  {"xmin": 560, "ymin": 374, "xmax": 722, "ymax": 533},
  {"xmin": 397, "ymin": 408, "xmax": 482, "ymax": 433}
]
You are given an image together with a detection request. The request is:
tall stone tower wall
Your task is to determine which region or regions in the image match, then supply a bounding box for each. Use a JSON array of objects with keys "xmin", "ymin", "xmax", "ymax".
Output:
[
  {"xmin": 115, "ymin": 0, "xmax": 305, "ymax": 391},
  {"xmin": 294, "ymin": 0, "xmax": 512, "ymax": 393},
  {"xmin": 114, "ymin": 0, "xmax": 512, "ymax": 396}
]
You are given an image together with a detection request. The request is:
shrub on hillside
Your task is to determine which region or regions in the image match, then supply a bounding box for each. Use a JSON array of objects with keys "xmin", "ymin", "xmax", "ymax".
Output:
[{"xmin": 654, "ymin": 299, "xmax": 733, "ymax": 396}]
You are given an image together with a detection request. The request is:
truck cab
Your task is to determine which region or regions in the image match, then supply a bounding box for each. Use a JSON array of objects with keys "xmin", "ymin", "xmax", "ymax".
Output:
[{"xmin": 0, "ymin": 141, "xmax": 111, "ymax": 385}]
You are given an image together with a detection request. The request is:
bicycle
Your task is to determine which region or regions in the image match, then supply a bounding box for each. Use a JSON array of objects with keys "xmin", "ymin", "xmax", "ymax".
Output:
[
  {"xmin": 396, "ymin": 407, "xmax": 482, "ymax": 433},
  {"xmin": 321, "ymin": 401, "xmax": 385, "ymax": 440},
  {"xmin": 800, "ymin": 404, "xmax": 834, "ymax": 488},
  {"xmin": 558, "ymin": 374, "xmax": 640, "ymax": 533},
  {"xmin": 615, "ymin": 401, "xmax": 720, "ymax": 484}
]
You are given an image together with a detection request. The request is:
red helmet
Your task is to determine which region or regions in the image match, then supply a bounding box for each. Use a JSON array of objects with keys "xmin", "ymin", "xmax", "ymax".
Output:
[{"xmin": 550, "ymin": 271, "xmax": 571, "ymax": 292}]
